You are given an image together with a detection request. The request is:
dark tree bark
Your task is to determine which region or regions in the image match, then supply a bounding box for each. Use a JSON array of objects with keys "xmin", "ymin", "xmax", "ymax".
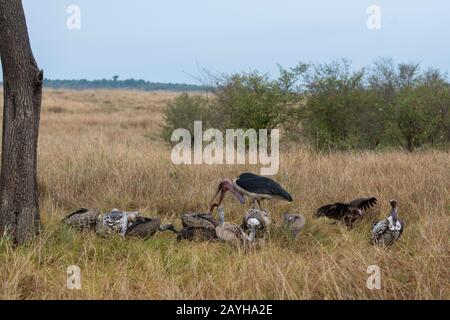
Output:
[{"xmin": 0, "ymin": 0, "xmax": 43, "ymax": 244}]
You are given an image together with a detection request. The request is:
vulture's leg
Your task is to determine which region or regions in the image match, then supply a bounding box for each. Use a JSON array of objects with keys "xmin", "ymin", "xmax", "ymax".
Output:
[
  {"xmin": 252, "ymin": 198, "xmax": 258, "ymax": 209},
  {"xmin": 257, "ymin": 199, "xmax": 262, "ymax": 210}
]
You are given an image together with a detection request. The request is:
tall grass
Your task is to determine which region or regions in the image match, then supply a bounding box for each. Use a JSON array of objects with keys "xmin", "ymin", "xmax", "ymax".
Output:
[{"xmin": 0, "ymin": 89, "xmax": 448, "ymax": 299}]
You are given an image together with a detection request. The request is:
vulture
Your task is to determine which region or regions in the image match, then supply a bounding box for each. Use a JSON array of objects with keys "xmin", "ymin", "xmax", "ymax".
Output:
[
  {"xmin": 283, "ymin": 213, "xmax": 306, "ymax": 238},
  {"xmin": 210, "ymin": 172, "xmax": 293, "ymax": 210},
  {"xmin": 241, "ymin": 208, "xmax": 271, "ymax": 240},
  {"xmin": 176, "ymin": 212, "xmax": 218, "ymax": 242},
  {"xmin": 371, "ymin": 199, "xmax": 404, "ymax": 246},
  {"xmin": 176, "ymin": 226, "xmax": 217, "ymax": 242},
  {"xmin": 215, "ymin": 207, "xmax": 251, "ymax": 245},
  {"xmin": 125, "ymin": 217, "xmax": 177, "ymax": 240},
  {"xmin": 314, "ymin": 197, "xmax": 377, "ymax": 227},
  {"xmin": 96, "ymin": 209, "xmax": 140, "ymax": 236},
  {"xmin": 62, "ymin": 208, "xmax": 100, "ymax": 232},
  {"xmin": 181, "ymin": 212, "xmax": 218, "ymax": 230}
]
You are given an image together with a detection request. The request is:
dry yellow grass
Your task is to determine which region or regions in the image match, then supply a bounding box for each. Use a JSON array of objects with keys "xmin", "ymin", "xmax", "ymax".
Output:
[{"xmin": 0, "ymin": 89, "xmax": 449, "ymax": 299}]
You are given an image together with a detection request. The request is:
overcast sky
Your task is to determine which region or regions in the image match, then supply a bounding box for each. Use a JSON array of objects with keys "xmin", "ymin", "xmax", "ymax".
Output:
[{"xmin": 1, "ymin": 0, "xmax": 449, "ymax": 83}]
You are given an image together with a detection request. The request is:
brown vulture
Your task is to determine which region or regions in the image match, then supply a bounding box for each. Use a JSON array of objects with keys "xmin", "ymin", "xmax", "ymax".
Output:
[
  {"xmin": 314, "ymin": 197, "xmax": 377, "ymax": 227},
  {"xmin": 125, "ymin": 217, "xmax": 177, "ymax": 240},
  {"xmin": 176, "ymin": 212, "xmax": 218, "ymax": 242}
]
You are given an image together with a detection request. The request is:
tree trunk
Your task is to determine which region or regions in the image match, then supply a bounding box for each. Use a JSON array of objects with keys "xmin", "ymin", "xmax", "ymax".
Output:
[
  {"xmin": 0, "ymin": 0, "xmax": 43, "ymax": 244},
  {"xmin": 405, "ymin": 136, "xmax": 414, "ymax": 152}
]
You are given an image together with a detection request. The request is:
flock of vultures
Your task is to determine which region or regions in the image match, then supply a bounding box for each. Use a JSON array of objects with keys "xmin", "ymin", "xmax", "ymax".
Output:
[{"xmin": 63, "ymin": 173, "xmax": 404, "ymax": 247}]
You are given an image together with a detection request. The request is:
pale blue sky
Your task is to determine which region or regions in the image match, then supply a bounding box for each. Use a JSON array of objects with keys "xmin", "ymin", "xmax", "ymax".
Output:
[{"xmin": 1, "ymin": 0, "xmax": 449, "ymax": 83}]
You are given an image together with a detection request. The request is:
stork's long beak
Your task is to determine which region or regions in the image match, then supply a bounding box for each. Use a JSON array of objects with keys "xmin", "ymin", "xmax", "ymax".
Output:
[
  {"xmin": 208, "ymin": 183, "xmax": 245, "ymax": 212},
  {"xmin": 208, "ymin": 188, "xmax": 223, "ymax": 212},
  {"xmin": 210, "ymin": 189, "xmax": 220, "ymax": 205}
]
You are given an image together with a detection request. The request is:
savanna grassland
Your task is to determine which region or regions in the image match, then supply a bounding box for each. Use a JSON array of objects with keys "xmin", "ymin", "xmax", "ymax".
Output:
[{"xmin": 0, "ymin": 89, "xmax": 449, "ymax": 299}]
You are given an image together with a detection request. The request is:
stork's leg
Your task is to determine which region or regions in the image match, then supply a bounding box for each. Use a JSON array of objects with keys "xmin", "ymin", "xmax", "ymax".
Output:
[{"xmin": 257, "ymin": 199, "xmax": 262, "ymax": 210}]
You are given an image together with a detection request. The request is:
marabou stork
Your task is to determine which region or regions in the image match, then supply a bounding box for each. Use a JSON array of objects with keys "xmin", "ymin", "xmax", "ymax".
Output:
[
  {"xmin": 210, "ymin": 172, "xmax": 293, "ymax": 211},
  {"xmin": 371, "ymin": 199, "xmax": 404, "ymax": 246}
]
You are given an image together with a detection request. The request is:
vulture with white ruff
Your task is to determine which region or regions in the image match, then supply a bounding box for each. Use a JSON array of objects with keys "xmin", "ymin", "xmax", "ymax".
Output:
[
  {"xmin": 215, "ymin": 207, "xmax": 256, "ymax": 245},
  {"xmin": 96, "ymin": 209, "xmax": 140, "ymax": 236},
  {"xmin": 371, "ymin": 199, "xmax": 404, "ymax": 246},
  {"xmin": 241, "ymin": 208, "xmax": 271, "ymax": 240}
]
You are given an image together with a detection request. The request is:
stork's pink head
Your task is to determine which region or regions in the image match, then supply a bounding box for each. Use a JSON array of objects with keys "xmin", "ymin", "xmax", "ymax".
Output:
[{"xmin": 209, "ymin": 178, "xmax": 245, "ymax": 212}]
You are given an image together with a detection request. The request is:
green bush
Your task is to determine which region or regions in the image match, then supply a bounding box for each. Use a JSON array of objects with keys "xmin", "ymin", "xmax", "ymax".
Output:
[
  {"xmin": 209, "ymin": 67, "xmax": 305, "ymax": 132},
  {"xmin": 368, "ymin": 60, "xmax": 450, "ymax": 151},
  {"xmin": 161, "ymin": 67, "xmax": 305, "ymax": 143},
  {"xmin": 301, "ymin": 60, "xmax": 386, "ymax": 150},
  {"xmin": 161, "ymin": 59, "xmax": 450, "ymax": 152},
  {"xmin": 161, "ymin": 93, "xmax": 212, "ymax": 142},
  {"xmin": 301, "ymin": 59, "xmax": 450, "ymax": 151}
]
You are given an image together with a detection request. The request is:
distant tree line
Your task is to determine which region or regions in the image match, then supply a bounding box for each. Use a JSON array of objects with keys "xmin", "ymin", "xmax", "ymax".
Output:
[
  {"xmin": 42, "ymin": 77, "xmax": 208, "ymax": 92},
  {"xmin": 162, "ymin": 58, "xmax": 450, "ymax": 152}
]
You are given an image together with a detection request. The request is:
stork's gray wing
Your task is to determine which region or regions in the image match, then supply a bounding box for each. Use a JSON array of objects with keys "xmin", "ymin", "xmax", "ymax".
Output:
[
  {"xmin": 348, "ymin": 197, "xmax": 377, "ymax": 210},
  {"xmin": 236, "ymin": 173, "xmax": 293, "ymax": 201}
]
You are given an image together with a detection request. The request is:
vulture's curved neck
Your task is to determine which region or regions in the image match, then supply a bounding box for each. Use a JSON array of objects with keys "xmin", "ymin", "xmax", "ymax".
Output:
[
  {"xmin": 218, "ymin": 210, "xmax": 225, "ymax": 226},
  {"xmin": 390, "ymin": 207, "xmax": 398, "ymax": 223}
]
